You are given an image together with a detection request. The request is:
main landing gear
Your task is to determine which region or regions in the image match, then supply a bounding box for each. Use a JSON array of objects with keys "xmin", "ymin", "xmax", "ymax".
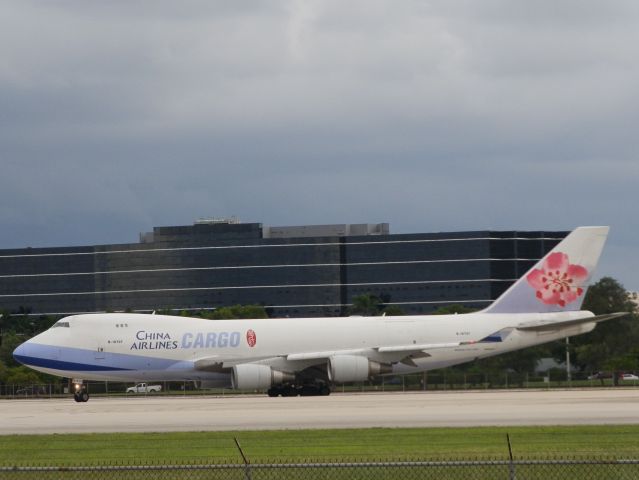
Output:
[
  {"xmin": 72, "ymin": 381, "xmax": 89, "ymax": 402},
  {"xmin": 267, "ymin": 384, "xmax": 331, "ymax": 397}
]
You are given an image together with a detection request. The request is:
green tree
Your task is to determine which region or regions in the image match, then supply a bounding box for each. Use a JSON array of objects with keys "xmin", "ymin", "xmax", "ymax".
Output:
[
  {"xmin": 5, "ymin": 366, "xmax": 42, "ymax": 385},
  {"xmin": 497, "ymin": 347, "xmax": 550, "ymax": 375},
  {"xmin": 0, "ymin": 310, "xmax": 6, "ymax": 337},
  {"xmin": 209, "ymin": 305, "xmax": 268, "ymax": 320},
  {"xmin": 0, "ymin": 313, "xmax": 58, "ymax": 338},
  {"xmin": 459, "ymin": 345, "xmax": 551, "ymax": 387},
  {"xmin": 347, "ymin": 295, "xmax": 407, "ymax": 316},
  {"xmin": 582, "ymin": 277, "xmax": 636, "ymax": 314},
  {"xmin": 0, "ymin": 360, "xmax": 8, "ymax": 384},
  {"xmin": 572, "ymin": 277, "xmax": 638, "ymax": 383},
  {"xmin": 348, "ymin": 295, "xmax": 382, "ymax": 316},
  {"xmin": 0, "ymin": 334, "xmax": 24, "ymax": 368},
  {"xmin": 432, "ymin": 304, "xmax": 477, "ymax": 315},
  {"xmin": 604, "ymin": 349, "xmax": 639, "ymax": 374},
  {"xmin": 381, "ymin": 305, "xmax": 405, "ymax": 316}
]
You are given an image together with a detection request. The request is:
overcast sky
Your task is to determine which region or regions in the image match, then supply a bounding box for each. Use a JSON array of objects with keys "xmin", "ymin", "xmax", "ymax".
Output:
[{"xmin": 1, "ymin": 1, "xmax": 638, "ymax": 290}]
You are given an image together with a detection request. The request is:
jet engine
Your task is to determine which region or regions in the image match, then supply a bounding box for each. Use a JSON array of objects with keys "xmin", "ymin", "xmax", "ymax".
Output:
[
  {"xmin": 327, "ymin": 355, "xmax": 392, "ymax": 383},
  {"xmin": 231, "ymin": 364, "xmax": 295, "ymax": 390}
]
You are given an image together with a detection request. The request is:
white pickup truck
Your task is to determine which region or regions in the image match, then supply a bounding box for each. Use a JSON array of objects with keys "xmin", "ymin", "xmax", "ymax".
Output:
[{"xmin": 126, "ymin": 383, "xmax": 162, "ymax": 394}]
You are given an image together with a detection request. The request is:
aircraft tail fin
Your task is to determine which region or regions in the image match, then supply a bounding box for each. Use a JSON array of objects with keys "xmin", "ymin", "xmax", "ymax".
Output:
[{"xmin": 484, "ymin": 226, "xmax": 609, "ymax": 314}]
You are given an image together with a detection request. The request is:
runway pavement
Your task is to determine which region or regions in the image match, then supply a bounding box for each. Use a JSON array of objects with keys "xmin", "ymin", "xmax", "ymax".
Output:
[{"xmin": 2, "ymin": 389, "xmax": 639, "ymax": 434}]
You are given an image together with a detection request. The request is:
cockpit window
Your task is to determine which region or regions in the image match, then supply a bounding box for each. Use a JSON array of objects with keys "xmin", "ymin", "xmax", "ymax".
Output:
[{"xmin": 52, "ymin": 321, "xmax": 70, "ymax": 328}]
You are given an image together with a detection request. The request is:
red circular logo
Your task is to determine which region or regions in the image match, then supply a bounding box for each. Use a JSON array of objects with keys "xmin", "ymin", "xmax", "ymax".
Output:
[{"xmin": 246, "ymin": 329, "xmax": 257, "ymax": 347}]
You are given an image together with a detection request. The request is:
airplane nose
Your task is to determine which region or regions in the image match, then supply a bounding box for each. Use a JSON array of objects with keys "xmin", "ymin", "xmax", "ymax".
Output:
[{"xmin": 12, "ymin": 342, "xmax": 29, "ymax": 365}]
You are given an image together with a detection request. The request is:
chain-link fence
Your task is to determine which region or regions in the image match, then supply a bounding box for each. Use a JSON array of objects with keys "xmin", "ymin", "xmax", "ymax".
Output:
[
  {"xmin": 1, "ymin": 459, "xmax": 639, "ymax": 479},
  {"xmin": 0, "ymin": 381, "xmax": 211, "ymax": 399},
  {"xmin": 2, "ymin": 371, "xmax": 638, "ymax": 399}
]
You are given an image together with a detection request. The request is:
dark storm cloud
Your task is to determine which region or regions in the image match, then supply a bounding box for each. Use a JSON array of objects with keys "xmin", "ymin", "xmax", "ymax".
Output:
[{"xmin": 1, "ymin": 1, "xmax": 638, "ymax": 289}]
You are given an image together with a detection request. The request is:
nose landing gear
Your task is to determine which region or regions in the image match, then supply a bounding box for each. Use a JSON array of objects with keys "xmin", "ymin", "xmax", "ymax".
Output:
[{"xmin": 72, "ymin": 380, "xmax": 89, "ymax": 402}]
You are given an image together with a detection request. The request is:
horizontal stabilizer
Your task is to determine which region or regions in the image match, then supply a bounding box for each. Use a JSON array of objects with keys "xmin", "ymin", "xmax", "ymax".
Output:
[{"xmin": 516, "ymin": 312, "xmax": 628, "ymax": 332}]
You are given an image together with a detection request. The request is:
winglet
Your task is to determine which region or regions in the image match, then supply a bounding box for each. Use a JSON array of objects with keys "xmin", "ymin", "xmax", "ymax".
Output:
[{"xmin": 484, "ymin": 226, "xmax": 609, "ymax": 314}]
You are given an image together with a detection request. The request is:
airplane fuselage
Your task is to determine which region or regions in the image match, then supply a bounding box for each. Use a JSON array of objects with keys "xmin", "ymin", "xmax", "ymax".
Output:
[{"xmin": 14, "ymin": 310, "xmax": 595, "ymax": 386}]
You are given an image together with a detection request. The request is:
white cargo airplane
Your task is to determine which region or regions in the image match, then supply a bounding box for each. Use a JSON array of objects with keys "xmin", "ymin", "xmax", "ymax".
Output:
[{"xmin": 13, "ymin": 226, "xmax": 626, "ymax": 402}]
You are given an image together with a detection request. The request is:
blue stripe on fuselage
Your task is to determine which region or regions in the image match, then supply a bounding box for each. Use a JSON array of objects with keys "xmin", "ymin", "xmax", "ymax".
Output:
[
  {"xmin": 14, "ymin": 354, "xmax": 132, "ymax": 371},
  {"xmin": 14, "ymin": 343, "xmax": 187, "ymax": 372}
]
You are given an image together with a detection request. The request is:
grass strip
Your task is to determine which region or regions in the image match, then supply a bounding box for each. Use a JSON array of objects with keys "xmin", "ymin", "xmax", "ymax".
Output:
[{"xmin": 1, "ymin": 425, "xmax": 639, "ymax": 466}]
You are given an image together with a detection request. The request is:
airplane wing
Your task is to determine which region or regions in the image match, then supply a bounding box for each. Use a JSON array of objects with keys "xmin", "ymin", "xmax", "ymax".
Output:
[
  {"xmin": 285, "ymin": 342, "xmax": 470, "ymax": 368},
  {"xmin": 286, "ymin": 342, "xmax": 464, "ymax": 362},
  {"xmin": 194, "ymin": 340, "xmax": 470, "ymax": 373},
  {"xmin": 286, "ymin": 349, "xmax": 370, "ymax": 361},
  {"xmin": 193, "ymin": 356, "xmax": 227, "ymax": 372},
  {"xmin": 378, "ymin": 342, "xmax": 473, "ymax": 366},
  {"xmin": 515, "ymin": 312, "xmax": 628, "ymax": 332},
  {"xmin": 376, "ymin": 342, "xmax": 462, "ymax": 353}
]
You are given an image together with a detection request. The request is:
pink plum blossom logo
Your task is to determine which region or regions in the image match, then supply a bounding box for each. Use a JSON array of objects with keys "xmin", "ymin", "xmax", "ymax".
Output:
[
  {"xmin": 526, "ymin": 252, "xmax": 588, "ymax": 307},
  {"xmin": 246, "ymin": 329, "xmax": 257, "ymax": 347}
]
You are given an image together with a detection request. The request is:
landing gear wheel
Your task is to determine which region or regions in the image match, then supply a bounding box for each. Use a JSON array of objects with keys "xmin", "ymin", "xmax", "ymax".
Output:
[
  {"xmin": 267, "ymin": 387, "xmax": 280, "ymax": 397},
  {"xmin": 267, "ymin": 384, "xmax": 328, "ymax": 397},
  {"xmin": 281, "ymin": 385, "xmax": 299, "ymax": 397},
  {"xmin": 73, "ymin": 388, "xmax": 89, "ymax": 402},
  {"xmin": 300, "ymin": 385, "xmax": 320, "ymax": 396}
]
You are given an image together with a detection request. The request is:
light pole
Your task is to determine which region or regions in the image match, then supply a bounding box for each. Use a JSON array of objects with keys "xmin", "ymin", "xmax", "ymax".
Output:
[{"xmin": 566, "ymin": 336, "xmax": 572, "ymax": 384}]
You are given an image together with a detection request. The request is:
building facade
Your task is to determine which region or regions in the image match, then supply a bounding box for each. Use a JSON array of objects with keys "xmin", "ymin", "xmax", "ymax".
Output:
[{"xmin": 0, "ymin": 221, "xmax": 567, "ymax": 317}]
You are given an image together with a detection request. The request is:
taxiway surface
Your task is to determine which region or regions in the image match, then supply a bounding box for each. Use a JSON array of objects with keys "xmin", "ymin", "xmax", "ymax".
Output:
[{"xmin": 2, "ymin": 389, "xmax": 639, "ymax": 434}]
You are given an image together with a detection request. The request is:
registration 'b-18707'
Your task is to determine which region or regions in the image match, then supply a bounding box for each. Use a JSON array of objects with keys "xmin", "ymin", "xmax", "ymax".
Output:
[{"xmin": 13, "ymin": 226, "xmax": 627, "ymax": 402}]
